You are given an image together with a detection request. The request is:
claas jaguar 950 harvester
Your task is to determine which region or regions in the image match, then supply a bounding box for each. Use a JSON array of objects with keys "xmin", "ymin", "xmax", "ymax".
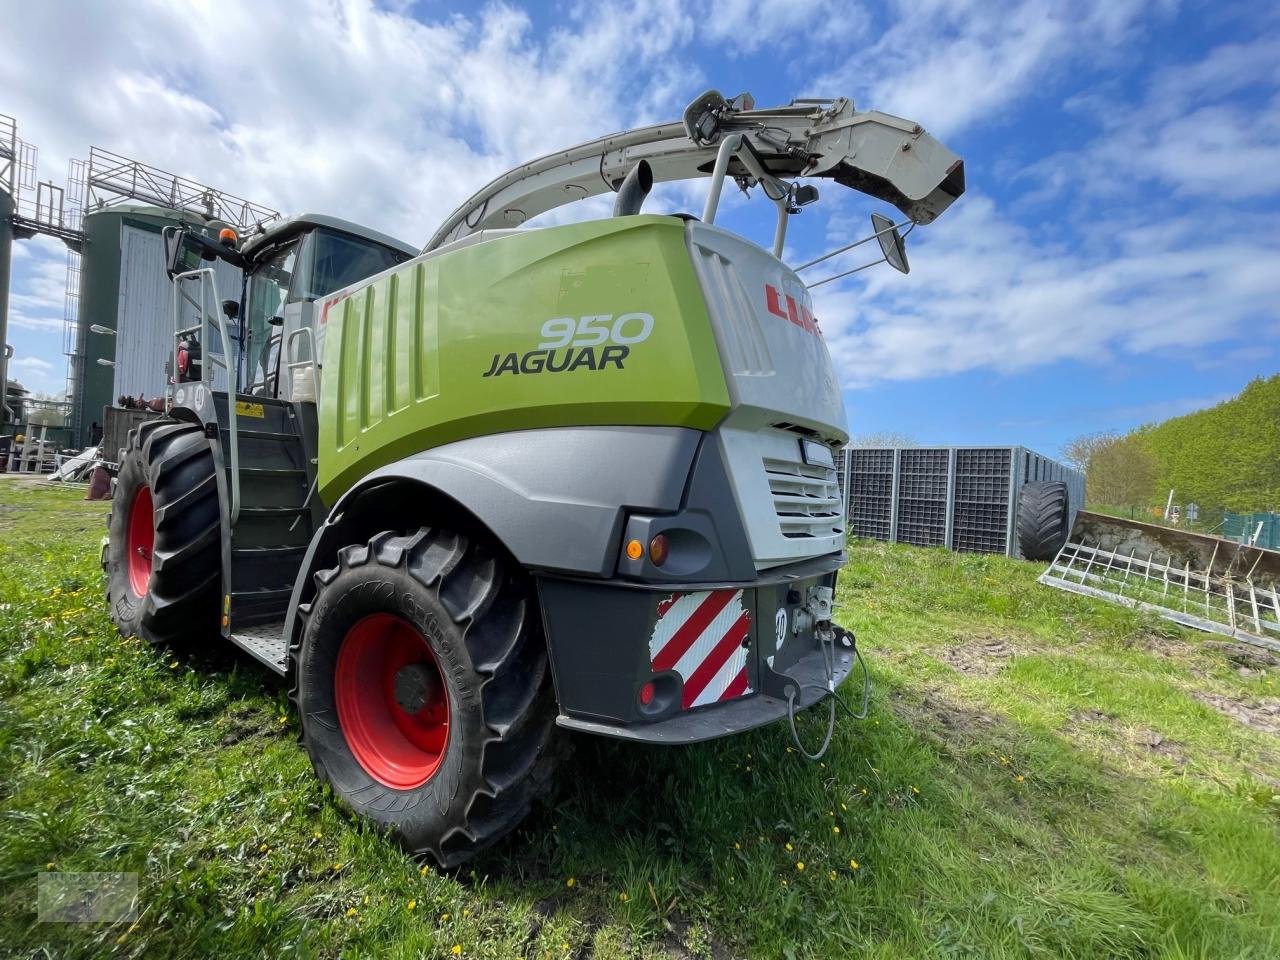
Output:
[{"xmin": 105, "ymin": 91, "xmax": 964, "ymax": 865}]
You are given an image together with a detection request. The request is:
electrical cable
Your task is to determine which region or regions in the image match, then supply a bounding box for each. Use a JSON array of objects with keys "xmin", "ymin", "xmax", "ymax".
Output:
[{"xmin": 784, "ymin": 626, "xmax": 872, "ymax": 760}]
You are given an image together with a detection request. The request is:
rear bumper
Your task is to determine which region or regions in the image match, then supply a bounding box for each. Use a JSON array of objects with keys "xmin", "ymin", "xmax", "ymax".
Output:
[
  {"xmin": 555, "ymin": 637, "xmax": 856, "ymax": 743},
  {"xmin": 536, "ymin": 554, "xmax": 849, "ymax": 744}
]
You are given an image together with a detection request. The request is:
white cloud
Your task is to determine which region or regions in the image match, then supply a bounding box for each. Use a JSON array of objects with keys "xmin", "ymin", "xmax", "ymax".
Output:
[
  {"xmin": 817, "ymin": 0, "xmax": 1158, "ymax": 138},
  {"xmin": 11, "ymin": 356, "xmax": 53, "ymax": 374},
  {"xmin": 814, "ymin": 195, "xmax": 1280, "ymax": 386},
  {"xmin": 0, "ymin": 0, "xmax": 700, "ymax": 244}
]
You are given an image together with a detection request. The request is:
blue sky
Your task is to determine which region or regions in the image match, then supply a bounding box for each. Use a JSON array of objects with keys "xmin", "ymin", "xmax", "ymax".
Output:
[{"xmin": 4, "ymin": 0, "xmax": 1278, "ymax": 456}]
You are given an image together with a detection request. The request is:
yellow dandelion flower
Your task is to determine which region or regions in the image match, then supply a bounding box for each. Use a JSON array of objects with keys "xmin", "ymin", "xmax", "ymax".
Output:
[
  {"xmin": 420, "ymin": 864, "xmax": 430, "ymax": 875},
  {"xmin": 861, "ymin": 787, "xmax": 868, "ymax": 795},
  {"xmin": 278, "ymin": 715, "xmax": 288, "ymax": 725},
  {"xmin": 795, "ymin": 861, "xmax": 805, "ymax": 871},
  {"xmin": 619, "ymin": 891, "xmax": 629, "ymax": 902},
  {"xmin": 332, "ymin": 862, "xmax": 343, "ymax": 872},
  {"xmin": 829, "ymin": 870, "xmax": 838, "ymax": 880},
  {"xmin": 849, "ymin": 859, "xmax": 859, "ymax": 870},
  {"xmin": 832, "ymin": 826, "xmax": 840, "ymax": 834},
  {"xmin": 462, "ymin": 909, "xmax": 470, "ymax": 917},
  {"xmin": 911, "ymin": 786, "xmax": 920, "ymax": 795},
  {"xmin": 441, "ymin": 913, "xmax": 450, "ymax": 922},
  {"xmin": 734, "ymin": 842, "xmax": 741, "ymax": 850},
  {"xmin": 785, "ymin": 842, "xmax": 793, "ymax": 851},
  {"xmin": 346, "ymin": 907, "xmax": 358, "ymax": 918},
  {"xmin": 407, "ymin": 900, "xmax": 417, "ymax": 911},
  {"xmin": 566, "ymin": 877, "xmax": 576, "ymax": 889},
  {"xmin": 314, "ymin": 830, "xmax": 323, "ymax": 840},
  {"xmin": 1015, "ymin": 774, "xmax": 1025, "ymax": 783},
  {"xmin": 259, "ymin": 843, "xmax": 269, "ymax": 853},
  {"xmin": 452, "ymin": 946, "xmax": 462, "ymax": 956}
]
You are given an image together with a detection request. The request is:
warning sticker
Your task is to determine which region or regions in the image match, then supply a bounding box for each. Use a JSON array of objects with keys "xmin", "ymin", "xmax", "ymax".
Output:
[{"xmin": 234, "ymin": 401, "xmax": 266, "ymax": 419}]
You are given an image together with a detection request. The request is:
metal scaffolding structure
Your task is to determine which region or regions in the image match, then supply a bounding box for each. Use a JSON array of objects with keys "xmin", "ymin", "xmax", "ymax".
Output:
[
  {"xmin": 84, "ymin": 147, "xmax": 277, "ymax": 231},
  {"xmin": 1, "ymin": 111, "xmax": 280, "ymax": 441}
]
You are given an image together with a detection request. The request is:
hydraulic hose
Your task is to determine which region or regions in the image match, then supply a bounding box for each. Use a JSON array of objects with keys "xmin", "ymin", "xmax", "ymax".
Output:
[{"xmin": 785, "ymin": 626, "xmax": 871, "ymax": 761}]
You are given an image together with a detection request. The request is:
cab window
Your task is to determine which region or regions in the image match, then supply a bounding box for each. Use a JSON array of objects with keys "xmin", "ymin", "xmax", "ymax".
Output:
[
  {"xmin": 244, "ymin": 240, "xmax": 298, "ymax": 390},
  {"xmin": 303, "ymin": 230, "xmax": 406, "ymax": 299}
]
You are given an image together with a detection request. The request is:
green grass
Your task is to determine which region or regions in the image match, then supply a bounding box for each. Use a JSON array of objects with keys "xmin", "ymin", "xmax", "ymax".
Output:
[{"xmin": 1, "ymin": 482, "xmax": 1277, "ymax": 958}]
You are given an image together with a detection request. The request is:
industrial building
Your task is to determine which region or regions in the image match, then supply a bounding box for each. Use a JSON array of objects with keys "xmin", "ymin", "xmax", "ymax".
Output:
[{"xmin": 1, "ymin": 117, "xmax": 276, "ymax": 457}]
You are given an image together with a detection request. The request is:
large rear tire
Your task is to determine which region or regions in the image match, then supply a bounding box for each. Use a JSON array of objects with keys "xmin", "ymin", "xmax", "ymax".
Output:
[
  {"xmin": 1016, "ymin": 480, "xmax": 1070, "ymax": 561},
  {"xmin": 292, "ymin": 527, "xmax": 559, "ymax": 867},
  {"xmin": 106, "ymin": 419, "xmax": 221, "ymax": 645}
]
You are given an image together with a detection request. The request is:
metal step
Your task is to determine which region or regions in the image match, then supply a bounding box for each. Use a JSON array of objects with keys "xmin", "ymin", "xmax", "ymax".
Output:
[
  {"xmin": 238, "ymin": 505, "xmax": 309, "ymax": 517},
  {"xmin": 229, "ymin": 428, "xmax": 296, "ymax": 442},
  {"xmin": 229, "ymin": 621, "xmax": 288, "ymax": 675},
  {"xmin": 231, "ymin": 585, "xmax": 295, "ymax": 626},
  {"xmin": 240, "ymin": 465, "xmax": 307, "ymax": 478},
  {"xmin": 231, "ymin": 544, "xmax": 307, "ymax": 558}
]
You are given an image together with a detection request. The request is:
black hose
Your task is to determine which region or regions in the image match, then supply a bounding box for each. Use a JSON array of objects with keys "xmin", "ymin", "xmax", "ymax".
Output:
[
  {"xmin": 613, "ymin": 160, "xmax": 653, "ymax": 216},
  {"xmin": 785, "ymin": 628, "xmax": 872, "ymax": 760}
]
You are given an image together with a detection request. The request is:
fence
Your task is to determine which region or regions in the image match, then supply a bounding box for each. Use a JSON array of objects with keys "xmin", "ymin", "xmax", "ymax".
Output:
[
  {"xmin": 1223, "ymin": 512, "xmax": 1280, "ymax": 550},
  {"xmin": 836, "ymin": 446, "xmax": 1084, "ymax": 558}
]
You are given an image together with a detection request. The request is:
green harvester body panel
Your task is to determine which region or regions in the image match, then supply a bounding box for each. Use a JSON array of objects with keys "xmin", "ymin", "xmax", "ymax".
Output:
[{"xmin": 317, "ymin": 216, "xmax": 731, "ymax": 502}]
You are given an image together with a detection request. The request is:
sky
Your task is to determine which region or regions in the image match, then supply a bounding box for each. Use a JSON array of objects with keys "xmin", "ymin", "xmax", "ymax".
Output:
[{"xmin": 2, "ymin": 0, "xmax": 1278, "ymax": 457}]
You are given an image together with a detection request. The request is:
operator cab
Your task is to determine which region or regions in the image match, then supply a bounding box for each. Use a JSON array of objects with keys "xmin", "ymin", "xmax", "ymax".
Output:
[{"xmin": 166, "ymin": 214, "xmax": 416, "ymax": 400}]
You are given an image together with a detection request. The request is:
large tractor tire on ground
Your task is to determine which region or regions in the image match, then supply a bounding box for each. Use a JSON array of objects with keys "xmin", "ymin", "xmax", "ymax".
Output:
[
  {"xmin": 292, "ymin": 527, "xmax": 559, "ymax": 868},
  {"xmin": 105, "ymin": 419, "xmax": 221, "ymax": 645},
  {"xmin": 1016, "ymin": 480, "xmax": 1070, "ymax": 562}
]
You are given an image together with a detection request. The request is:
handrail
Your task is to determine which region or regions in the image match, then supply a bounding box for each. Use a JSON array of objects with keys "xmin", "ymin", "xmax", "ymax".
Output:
[
  {"xmin": 284, "ymin": 326, "xmax": 320, "ymax": 401},
  {"xmin": 172, "ymin": 266, "xmax": 240, "ymax": 524},
  {"xmin": 700, "ymin": 133, "xmax": 793, "ymax": 257}
]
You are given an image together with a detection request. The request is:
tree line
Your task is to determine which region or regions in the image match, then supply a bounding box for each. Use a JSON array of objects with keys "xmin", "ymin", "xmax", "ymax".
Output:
[{"xmin": 1063, "ymin": 375, "xmax": 1280, "ymax": 512}]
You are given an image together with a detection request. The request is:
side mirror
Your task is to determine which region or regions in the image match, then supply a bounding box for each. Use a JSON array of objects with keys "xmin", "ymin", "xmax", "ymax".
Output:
[
  {"xmin": 792, "ymin": 184, "xmax": 819, "ymax": 208},
  {"xmin": 871, "ymin": 212, "xmax": 910, "ymax": 274},
  {"xmin": 268, "ymin": 315, "xmax": 284, "ymax": 327},
  {"xmin": 165, "ymin": 229, "xmax": 203, "ymax": 279},
  {"xmin": 221, "ymin": 299, "xmax": 239, "ymax": 320}
]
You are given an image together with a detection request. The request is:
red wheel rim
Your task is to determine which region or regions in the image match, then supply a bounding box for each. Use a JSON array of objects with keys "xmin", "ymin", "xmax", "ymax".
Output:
[
  {"xmin": 125, "ymin": 485, "xmax": 154, "ymax": 598},
  {"xmin": 334, "ymin": 614, "xmax": 450, "ymax": 789}
]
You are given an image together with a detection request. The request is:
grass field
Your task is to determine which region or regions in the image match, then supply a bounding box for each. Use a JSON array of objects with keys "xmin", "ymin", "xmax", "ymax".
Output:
[{"xmin": 1, "ymin": 481, "xmax": 1278, "ymax": 959}]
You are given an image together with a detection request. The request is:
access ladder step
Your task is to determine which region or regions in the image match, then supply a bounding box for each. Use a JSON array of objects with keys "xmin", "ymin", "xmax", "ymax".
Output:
[
  {"xmin": 239, "ymin": 466, "xmax": 307, "ymax": 479},
  {"xmin": 238, "ymin": 505, "xmax": 309, "ymax": 517},
  {"xmin": 232, "ymin": 544, "xmax": 307, "ymax": 558},
  {"xmin": 226, "ymin": 428, "xmax": 297, "ymax": 442},
  {"xmin": 228, "ymin": 621, "xmax": 288, "ymax": 675}
]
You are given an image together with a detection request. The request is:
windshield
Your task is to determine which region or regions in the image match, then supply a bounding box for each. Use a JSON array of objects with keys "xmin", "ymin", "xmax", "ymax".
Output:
[
  {"xmin": 302, "ymin": 230, "xmax": 405, "ymax": 300},
  {"xmin": 244, "ymin": 240, "xmax": 298, "ymax": 390}
]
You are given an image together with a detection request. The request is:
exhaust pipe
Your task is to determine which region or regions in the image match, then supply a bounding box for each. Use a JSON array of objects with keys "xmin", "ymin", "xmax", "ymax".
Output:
[{"xmin": 613, "ymin": 160, "xmax": 653, "ymax": 217}]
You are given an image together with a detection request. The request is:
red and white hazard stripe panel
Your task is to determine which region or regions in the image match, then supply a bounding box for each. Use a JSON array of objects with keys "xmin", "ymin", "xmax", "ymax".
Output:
[{"xmin": 649, "ymin": 590, "xmax": 753, "ymax": 710}]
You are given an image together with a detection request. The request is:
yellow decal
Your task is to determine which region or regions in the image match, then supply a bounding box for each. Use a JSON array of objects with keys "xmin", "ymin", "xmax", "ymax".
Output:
[{"xmin": 235, "ymin": 401, "xmax": 266, "ymax": 419}]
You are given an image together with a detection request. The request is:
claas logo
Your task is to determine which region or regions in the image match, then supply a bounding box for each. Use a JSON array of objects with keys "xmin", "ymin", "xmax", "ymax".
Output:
[{"xmin": 764, "ymin": 283, "xmax": 821, "ymax": 337}]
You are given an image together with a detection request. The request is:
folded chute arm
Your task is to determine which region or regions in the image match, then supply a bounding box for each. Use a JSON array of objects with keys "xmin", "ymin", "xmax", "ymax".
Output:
[{"xmin": 424, "ymin": 94, "xmax": 965, "ymax": 253}]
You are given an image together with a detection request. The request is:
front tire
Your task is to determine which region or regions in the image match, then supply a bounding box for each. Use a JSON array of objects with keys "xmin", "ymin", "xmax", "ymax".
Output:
[
  {"xmin": 292, "ymin": 528, "xmax": 558, "ymax": 867},
  {"xmin": 105, "ymin": 419, "xmax": 221, "ymax": 644}
]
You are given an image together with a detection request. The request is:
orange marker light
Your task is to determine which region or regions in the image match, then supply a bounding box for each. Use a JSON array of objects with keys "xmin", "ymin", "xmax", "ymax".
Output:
[
  {"xmin": 648, "ymin": 534, "xmax": 669, "ymax": 566},
  {"xmin": 625, "ymin": 539, "xmax": 643, "ymax": 560},
  {"xmin": 218, "ymin": 227, "xmax": 238, "ymax": 245}
]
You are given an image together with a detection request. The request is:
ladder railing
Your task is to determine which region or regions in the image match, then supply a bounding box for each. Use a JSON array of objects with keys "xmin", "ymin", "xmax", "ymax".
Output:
[
  {"xmin": 284, "ymin": 326, "xmax": 319, "ymax": 402},
  {"xmin": 172, "ymin": 266, "xmax": 241, "ymax": 524}
]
